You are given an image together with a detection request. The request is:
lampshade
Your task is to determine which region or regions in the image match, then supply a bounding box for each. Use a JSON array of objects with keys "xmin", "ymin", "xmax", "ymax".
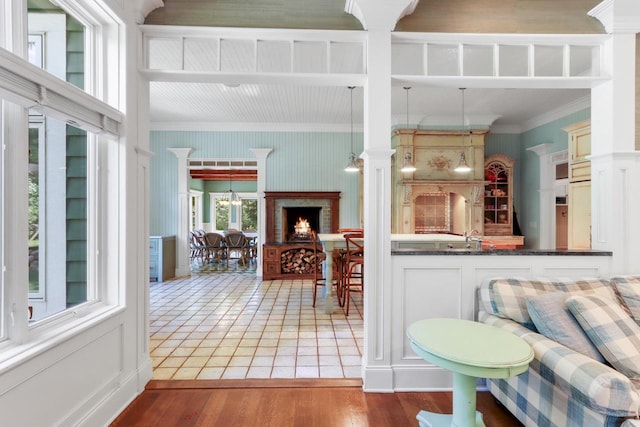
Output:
[
  {"xmin": 401, "ymin": 152, "xmax": 416, "ymax": 173},
  {"xmin": 344, "ymin": 152, "xmax": 359, "ymax": 172}
]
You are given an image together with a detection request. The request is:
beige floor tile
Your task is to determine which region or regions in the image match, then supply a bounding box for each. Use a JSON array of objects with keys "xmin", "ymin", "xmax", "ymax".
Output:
[
  {"xmin": 159, "ymin": 357, "xmax": 186, "ymax": 368},
  {"xmin": 173, "ymin": 367, "xmax": 201, "ymax": 380},
  {"xmin": 222, "ymin": 366, "xmax": 249, "ymax": 379},
  {"xmin": 152, "ymin": 367, "xmax": 178, "ymax": 380},
  {"xmin": 246, "ymin": 366, "xmax": 272, "ymax": 379},
  {"xmin": 228, "ymin": 356, "xmax": 253, "ymax": 367},
  {"xmin": 150, "ymin": 271, "xmax": 363, "ymax": 380},
  {"xmin": 296, "ymin": 355, "xmax": 318, "ymax": 366},
  {"xmin": 271, "ymin": 366, "xmax": 295, "ymax": 378},
  {"xmin": 254, "ymin": 347, "xmax": 277, "ymax": 357},
  {"xmin": 183, "ymin": 356, "xmax": 209, "ymax": 368},
  {"xmin": 251, "ymin": 356, "xmax": 274, "ymax": 367},
  {"xmin": 295, "ymin": 366, "xmax": 319, "ymax": 378},
  {"xmin": 273, "ymin": 355, "xmax": 296, "ymax": 367},
  {"xmin": 320, "ymin": 366, "xmax": 344, "ymax": 378},
  {"xmin": 197, "ymin": 367, "xmax": 224, "ymax": 380}
]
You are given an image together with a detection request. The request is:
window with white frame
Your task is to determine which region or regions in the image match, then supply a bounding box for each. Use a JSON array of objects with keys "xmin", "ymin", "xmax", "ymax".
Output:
[
  {"xmin": 210, "ymin": 193, "xmax": 257, "ymax": 231},
  {"xmin": 0, "ymin": 0, "xmax": 122, "ymax": 351}
]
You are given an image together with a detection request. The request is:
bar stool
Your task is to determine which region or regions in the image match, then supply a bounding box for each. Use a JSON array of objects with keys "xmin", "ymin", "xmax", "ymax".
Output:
[
  {"xmin": 342, "ymin": 232, "xmax": 364, "ymax": 316},
  {"xmin": 310, "ymin": 231, "xmax": 327, "ymax": 307}
]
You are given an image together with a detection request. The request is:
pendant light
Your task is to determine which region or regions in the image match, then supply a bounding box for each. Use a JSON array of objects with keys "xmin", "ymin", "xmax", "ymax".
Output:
[
  {"xmin": 400, "ymin": 86, "xmax": 416, "ymax": 173},
  {"xmin": 344, "ymin": 86, "xmax": 359, "ymax": 173},
  {"xmin": 454, "ymin": 88, "xmax": 472, "ymax": 173}
]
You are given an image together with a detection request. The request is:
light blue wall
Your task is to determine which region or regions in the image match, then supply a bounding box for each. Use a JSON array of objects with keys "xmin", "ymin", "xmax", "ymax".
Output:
[
  {"xmin": 150, "ymin": 131, "xmax": 363, "ymax": 236},
  {"xmin": 151, "ymin": 111, "xmax": 589, "ymax": 245},
  {"xmin": 519, "ymin": 108, "xmax": 590, "ymax": 248}
]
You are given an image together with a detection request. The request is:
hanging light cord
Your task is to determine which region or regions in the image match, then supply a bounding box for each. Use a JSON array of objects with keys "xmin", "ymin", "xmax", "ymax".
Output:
[
  {"xmin": 349, "ymin": 86, "xmax": 355, "ymax": 155},
  {"xmin": 404, "ymin": 86, "xmax": 411, "ymax": 128},
  {"xmin": 461, "ymin": 87, "xmax": 466, "ymax": 145}
]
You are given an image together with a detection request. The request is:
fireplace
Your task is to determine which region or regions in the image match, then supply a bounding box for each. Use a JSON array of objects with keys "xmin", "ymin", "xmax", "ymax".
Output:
[
  {"xmin": 264, "ymin": 192, "xmax": 340, "ymax": 243},
  {"xmin": 283, "ymin": 207, "xmax": 321, "ymax": 241}
]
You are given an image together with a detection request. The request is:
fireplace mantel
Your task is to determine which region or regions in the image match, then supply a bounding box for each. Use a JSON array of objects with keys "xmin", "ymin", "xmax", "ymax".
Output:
[{"xmin": 264, "ymin": 191, "xmax": 340, "ymax": 243}]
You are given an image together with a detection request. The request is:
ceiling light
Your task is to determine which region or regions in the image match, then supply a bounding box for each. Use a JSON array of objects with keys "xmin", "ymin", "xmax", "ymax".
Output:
[
  {"xmin": 345, "ymin": 86, "xmax": 359, "ymax": 173},
  {"xmin": 454, "ymin": 88, "xmax": 472, "ymax": 174}
]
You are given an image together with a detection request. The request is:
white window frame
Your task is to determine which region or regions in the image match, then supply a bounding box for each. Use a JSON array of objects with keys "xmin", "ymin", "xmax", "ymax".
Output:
[
  {"xmin": 0, "ymin": 0, "xmax": 123, "ymax": 361},
  {"xmin": 210, "ymin": 192, "xmax": 258, "ymax": 231},
  {"xmin": 189, "ymin": 190, "xmax": 203, "ymax": 231}
]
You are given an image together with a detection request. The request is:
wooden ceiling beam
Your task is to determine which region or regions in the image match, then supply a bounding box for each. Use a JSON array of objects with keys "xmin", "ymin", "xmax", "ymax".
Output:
[{"xmin": 189, "ymin": 169, "xmax": 257, "ymax": 181}]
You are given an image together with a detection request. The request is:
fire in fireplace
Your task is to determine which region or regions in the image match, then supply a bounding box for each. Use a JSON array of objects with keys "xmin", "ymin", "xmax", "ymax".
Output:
[{"xmin": 283, "ymin": 207, "xmax": 321, "ymax": 241}]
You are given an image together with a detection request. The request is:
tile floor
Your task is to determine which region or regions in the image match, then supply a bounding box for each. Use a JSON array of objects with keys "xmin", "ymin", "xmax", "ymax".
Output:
[{"xmin": 149, "ymin": 263, "xmax": 363, "ymax": 380}]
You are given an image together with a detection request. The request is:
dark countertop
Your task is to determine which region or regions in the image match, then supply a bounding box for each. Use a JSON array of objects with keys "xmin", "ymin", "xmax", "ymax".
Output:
[{"xmin": 391, "ymin": 248, "xmax": 613, "ymax": 256}]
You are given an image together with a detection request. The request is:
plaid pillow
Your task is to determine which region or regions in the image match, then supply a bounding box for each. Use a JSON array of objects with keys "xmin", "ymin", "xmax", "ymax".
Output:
[
  {"xmin": 480, "ymin": 277, "xmax": 614, "ymax": 328},
  {"xmin": 566, "ymin": 294, "xmax": 640, "ymax": 381},
  {"xmin": 610, "ymin": 275, "xmax": 640, "ymax": 324}
]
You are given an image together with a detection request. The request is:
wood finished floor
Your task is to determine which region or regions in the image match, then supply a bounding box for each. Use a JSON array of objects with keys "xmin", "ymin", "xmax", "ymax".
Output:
[{"xmin": 111, "ymin": 379, "xmax": 523, "ymax": 427}]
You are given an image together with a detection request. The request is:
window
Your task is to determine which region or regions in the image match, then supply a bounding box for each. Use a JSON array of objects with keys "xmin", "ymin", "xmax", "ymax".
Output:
[
  {"xmin": 211, "ymin": 193, "xmax": 257, "ymax": 231},
  {"xmin": 0, "ymin": 0, "xmax": 123, "ymax": 356}
]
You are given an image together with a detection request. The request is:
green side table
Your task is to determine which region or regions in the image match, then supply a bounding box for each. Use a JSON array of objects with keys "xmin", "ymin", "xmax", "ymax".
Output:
[{"xmin": 407, "ymin": 318, "xmax": 533, "ymax": 427}]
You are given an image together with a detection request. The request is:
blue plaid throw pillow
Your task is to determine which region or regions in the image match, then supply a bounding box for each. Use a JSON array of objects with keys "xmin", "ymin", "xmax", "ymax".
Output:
[{"xmin": 566, "ymin": 294, "xmax": 640, "ymax": 381}]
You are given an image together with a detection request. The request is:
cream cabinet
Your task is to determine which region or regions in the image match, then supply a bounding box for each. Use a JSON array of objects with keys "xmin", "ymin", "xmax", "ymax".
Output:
[
  {"xmin": 564, "ymin": 121, "xmax": 591, "ymax": 249},
  {"xmin": 568, "ymin": 181, "xmax": 591, "ymax": 249}
]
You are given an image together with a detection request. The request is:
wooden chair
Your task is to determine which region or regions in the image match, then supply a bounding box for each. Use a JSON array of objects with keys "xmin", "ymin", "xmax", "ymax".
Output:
[
  {"xmin": 204, "ymin": 232, "xmax": 226, "ymax": 262},
  {"xmin": 189, "ymin": 230, "xmax": 208, "ymax": 262},
  {"xmin": 342, "ymin": 232, "xmax": 364, "ymax": 316},
  {"xmin": 334, "ymin": 228, "xmax": 363, "ymax": 300},
  {"xmin": 223, "ymin": 232, "xmax": 250, "ymax": 265}
]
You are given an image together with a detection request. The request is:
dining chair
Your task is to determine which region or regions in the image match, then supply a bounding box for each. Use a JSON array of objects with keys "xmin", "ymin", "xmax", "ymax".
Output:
[
  {"xmin": 204, "ymin": 232, "xmax": 226, "ymax": 262},
  {"xmin": 223, "ymin": 232, "xmax": 250, "ymax": 265},
  {"xmin": 189, "ymin": 230, "xmax": 208, "ymax": 262},
  {"xmin": 342, "ymin": 232, "xmax": 364, "ymax": 316}
]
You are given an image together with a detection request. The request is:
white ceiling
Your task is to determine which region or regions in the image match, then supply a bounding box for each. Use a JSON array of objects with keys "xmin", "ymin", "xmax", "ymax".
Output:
[{"xmin": 149, "ymin": 83, "xmax": 590, "ymax": 133}]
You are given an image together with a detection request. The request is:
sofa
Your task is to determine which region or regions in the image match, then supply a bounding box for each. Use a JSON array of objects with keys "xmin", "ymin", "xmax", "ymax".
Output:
[{"xmin": 478, "ymin": 275, "xmax": 640, "ymax": 427}]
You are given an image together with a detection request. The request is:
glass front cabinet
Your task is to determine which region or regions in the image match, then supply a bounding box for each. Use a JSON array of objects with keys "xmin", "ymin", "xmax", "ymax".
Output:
[{"xmin": 484, "ymin": 154, "xmax": 515, "ymax": 236}]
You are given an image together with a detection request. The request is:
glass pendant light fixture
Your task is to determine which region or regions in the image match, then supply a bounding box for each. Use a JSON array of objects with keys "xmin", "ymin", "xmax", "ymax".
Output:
[
  {"xmin": 344, "ymin": 86, "xmax": 359, "ymax": 173},
  {"xmin": 400, "ymin": 86, "xmax": 417, "ymax": 173},
  {"xmin": 454, "ymin": 88, "xmax": 472, "ymax": 173}
]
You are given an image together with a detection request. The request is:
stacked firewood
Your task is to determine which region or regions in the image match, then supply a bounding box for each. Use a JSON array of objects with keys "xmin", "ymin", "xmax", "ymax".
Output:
[{"xmin": 280, "ymin": 248, "xmax": 317, "ymax": 274}]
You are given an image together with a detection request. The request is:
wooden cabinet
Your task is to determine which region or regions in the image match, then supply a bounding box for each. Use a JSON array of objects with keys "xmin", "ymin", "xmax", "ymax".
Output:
[
  {"xmin": 262, "ymin": 243, "xmax": 318, "ymax": 280},
  {"xmin": 484, "ymin": 154, "xmax": 515, "ymax": 237},
  {"xmin": 564, "ymin": 121, "xmax": 591, "ymax": 249},
  {"xmin": 150, "ymin": 235, "xmax": 176, "ymax": 282}
]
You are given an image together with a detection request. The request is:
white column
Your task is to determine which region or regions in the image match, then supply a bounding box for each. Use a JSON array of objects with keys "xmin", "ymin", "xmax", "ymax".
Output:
[
  {"xmin": 362, "ymin": 29, "xmax": 394, "ymax": 392},
  {"xmin": 250, "ymin": 148, "xmax": 272, "ymax": 278},
  {"xmin": 527, "ymin": 144, "xmax": 555, "ymax": 249},
  {"xmin": 589, "ymin": 0, "xmax": 640, "ymax": 273},
  {"xmin": 168, "ymin": 147, "xmax": 193, "ymax": 277}
]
